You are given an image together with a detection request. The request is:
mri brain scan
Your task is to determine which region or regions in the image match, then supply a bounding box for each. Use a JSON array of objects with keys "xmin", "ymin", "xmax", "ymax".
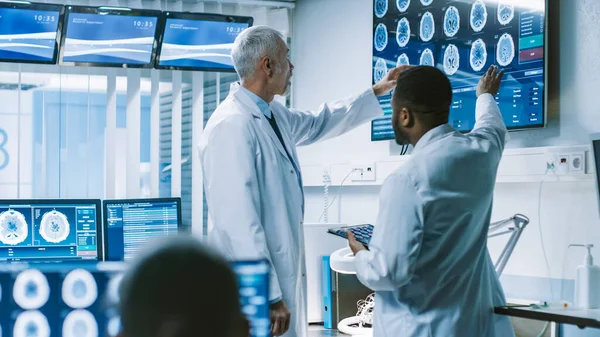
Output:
[
  {"xmin": 421, "ymin": 0, "xmax": 433, "ymax": 5},
  {"xmin": 14, "ymin": 310, "xmax": 50, "ymax": 337},
  {"xmin": 373, "ymin": 58, "xmax": 388, "ymax": 83},
  {"xmin": 444, "ymin": 6, "xmax": 460, "ymax": 37},
  {"xmin": 39, "ymin": 210, "xmax": 70, "ymax": 243},
  {"xmin": 396, "ymin": 17, "xmax": 411, "ymax": 47},
  {"xmin": 443, "ymin": 44, "xmax": 460, "ymax": 75},
  {"xmin": 397, "ymin": 0, "xmax": 410, "ymax": 13},
  {"xmin": 0, "ymin": 210, "xmax": 28, "ymax": 245},
  {"xmin": 420, "ymin": 48, "xmax": 434, "ymax": 66},
  {"xmin": 420, "ymin": 12, "xmax": 435, "ymax": 42},
  {"xmin": 374, "ymin": 23, "xmax": 388, "ymax": 52},
  {"xmin": 62, "ymin": 310, "xmax": 99, "ymax": 337},
  {"xmin": 374, "ymin": 0, "xmax": 388, "ymax": 18},
  {"xmin": 496, "ymin": 32, "xmax": 515, "ymax": 66},
  {"xmin": 397, "ymin": 53, "xmax": 410, "ymax": 66},
  {"xmin": 470, "ymin": 0, "xmax": 488, "ymax": 32},
  {"xmin": 13, "ymin": 269, "xmax": 50, "ymax": 310},
  {"xmin": 470, "ymin": 38, "xmax": 488, "ymax": 71},
  {"xmin": 497, "ymin": 3, "xmax": 514, "ymax": 25},
  {"xmin": 62, "ymin": 269, "xmax": 99, "ymax": 309},
  {"xmin": 107, "ymin": 317, "xmax": 121, "ymax": 337}
]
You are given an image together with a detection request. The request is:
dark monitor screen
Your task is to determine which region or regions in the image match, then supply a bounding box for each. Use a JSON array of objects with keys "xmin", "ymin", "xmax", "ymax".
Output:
[
  {"xmin": 0, "ymin": 199, "xmax": 101, "ymax": 263},
  {"xmin": 0, "ymin": 3, "xmax": 64, "ymax": 64},
  {"xmin": 233, "ymin": 260, "xmax": 270, "ymax": 337},
  {"xmin": 371, "ymin": 0, "xmax": 546, "ymax": 141},
  {"xmin": 156, "ymin": 12, "xmax": 253, "ymax": 71},
  {"xmin": 59, "ymin": 6, "xmax": 161, "ymax": 67},
  {"xmin": 592, "ymin": 137, "xmax": 600, "ymax": 216},
  {"xmin": 103, "ymin": 198, "xmax": 181, "ymax": 261}
]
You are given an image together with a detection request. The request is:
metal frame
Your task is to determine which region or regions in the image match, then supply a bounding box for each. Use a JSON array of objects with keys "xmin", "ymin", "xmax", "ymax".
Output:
[{"xmin": 488, "ymin": 213, "xmax": 530, "ymax": 276}]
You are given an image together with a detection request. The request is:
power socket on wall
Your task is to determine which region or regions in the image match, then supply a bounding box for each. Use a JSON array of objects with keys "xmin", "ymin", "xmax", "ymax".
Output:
[
  {"xmin": 545, "ymin": 151, "xmax": 585, "ymax": 175},
  {"xmin": 351, "ymin": 163, "xmax": 376, "ymax": 182}
]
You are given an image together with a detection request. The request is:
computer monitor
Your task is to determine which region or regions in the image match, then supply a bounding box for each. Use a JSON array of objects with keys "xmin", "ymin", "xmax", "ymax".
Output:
[
  {"xmin": 155, "ymin": 12, "xmax": 253, "ymax": 72},
  {"xmin": 591, "ymin": 134, "xmax": 600, "ymax": 215},
  {"xmin": 371, "ymin": 0, "xmax": 547, "ymax": 141},
  {"xmin": 59, "ymin": 5, "xmax": 162, "ymax": 68},
  {"xmin": 103, "ymin": 198, "xmax": 182, "ymax": 261},
  {"xmin": 232, "ymin": 260, "xmax": 271, "ymax": 337},
  {"xmin": 0, "ymin": 262, "xmax": 125, "ymax": 337},
  {"xmin": 0, "ymin": 2, "xmax": 65, "ymax": 64},
  {"xmin": 0, "ymin": 199, "xmax": 102, "ymax": 263}
]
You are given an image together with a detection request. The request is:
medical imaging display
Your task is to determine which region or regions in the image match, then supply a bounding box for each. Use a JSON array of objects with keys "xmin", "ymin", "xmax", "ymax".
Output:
[
  {"xmin": 0, "ymin": 201, "xmax": 100, "ymax": 262},
  {"xmin": 0, "ymin": 264, "xmax": 125, "ymax": 337},
  {"xmin": 233, "ymin": 260, "xmax": 271, "ymax": 337},
  {"xmin": 371, "ymin": 0, "xmax": 546, "ymax": 141}
]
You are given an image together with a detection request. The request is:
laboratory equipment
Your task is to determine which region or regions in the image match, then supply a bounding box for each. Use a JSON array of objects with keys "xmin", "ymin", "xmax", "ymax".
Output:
[
  {"xmin": 0, "ymin": 199, "xmax": 102, "ymax": 263},
  {"xmin": 371, "ymin": 0, "xmax": 548, "ymax": 141},
  {"xmin": 232, "ymin": 260, "xmax": 270, "ymax": 337},
  {"xmin": 0, "ymin": 2, "xmax": 64, "ymax": 64},
  {"xmin": 155, "ymin": 12, "xmax": 253, "ymax": 72},
  {"xmin": 103, "ymin": 198, "xmax": 182, "ymax": 261},
  {"xmin": 327, "ymin": 224, "xmax": 374, "ymax": 247},
  {"xmin": 569, "ymin": 244, "xmax": 600, "ymax": 309},
  {"xmin": 59, "ymin": 5, "xmax": 162, "ymax": 68}
]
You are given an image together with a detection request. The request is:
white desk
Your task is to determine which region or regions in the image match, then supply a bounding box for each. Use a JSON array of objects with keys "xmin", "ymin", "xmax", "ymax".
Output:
[{"xmin": 495, "ymin": 305, "xmax": 600, "ymax": 330}]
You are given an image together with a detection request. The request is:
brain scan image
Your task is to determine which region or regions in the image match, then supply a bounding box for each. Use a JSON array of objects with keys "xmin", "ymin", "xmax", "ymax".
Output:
[
  {"xmin": 62, "ymin": 269, "xmax": 98, "ymax": 309},
  {"xmin": 107, "ymin": 317, "xmax": 121, "ymax": 337},
  {"xmin": 397, "ymin": 53, "xmax": 410, "ymax": 66},
  {"xmin": 444, "ymin": 6, "xmax": 460, "ymax": 38},
  {"xmin": 397, "ymin": 0, "xmax": 410, "ymax": 13},
  {"xmin": 13, "ymin": 269, "xmax": 50, "ymax": 310},
  {"xmin": 470, "ymin": 38, "xmax": 488, "ymax": 71},
  {"xmin": 420, "ymin": 48, "xmax": 435, "ymax": 66},
  {"xmin": 470, "ymin": 0, "xmax": 488, "ymax": 32},
  {"xmin": 374, "ymin": 23, "xmax": 388, "ymax": 52},
  {"xmin": 420, "ymin": 12, "xmax": 435, "ymax": 42},
  {"xmin": 374, "ymin": 58, "xmax": 388, "ymax": 83},
  {"xmin": 107, "ymin": 274, "xmax": 124, "ymax": 304},
  {"xmin": 421, "ymin": 0, "xmax": 433, "ymax": 5},
  {"xmin": 39, "ymin": 210, "xmax": 70, "ymax": 243},
  {"xmin": 496, "ymin": 32, "xmax": 515, "ymax": 66},
  {"xmin": 13, "ymin": 310, "xmax": 50, "ymax": 337},
  {"xmin": 497, "ymin": 3, "xmax": 514, "ymax": 25},
  {"xmin": 374, "ymin": 0, "xmax": 388, "ymax": 18},
  {"xmin": 62, "ymin": 310, "xmax": 99, "ymax": 337},
  {"xmin": 0, "ymin": 209, "xmax": 28, "ymax": 245},
  {"xmin": 443, "ymin": 44, "xmax": 460, "ymax": 75},
  {"xmin": 396, "ymin": 17, "xmax": 411, "ymax": 48}
]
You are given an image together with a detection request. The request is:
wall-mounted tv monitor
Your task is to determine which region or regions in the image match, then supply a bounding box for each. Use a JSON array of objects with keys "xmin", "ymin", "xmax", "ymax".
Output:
[
  {"xmin": 155, "ymin": 12, "xmax": 253, "ymax": 72},
  {"xmin": 0, "ymin": 2, "xmax": 64, "ymax": 64},
  {"xmin": 371, "ymin": 0, "xmax": 547, "ymax": 141},
  {"xmin": 59, "ymin": 6, "xmax": 162, "ymax": 68}
]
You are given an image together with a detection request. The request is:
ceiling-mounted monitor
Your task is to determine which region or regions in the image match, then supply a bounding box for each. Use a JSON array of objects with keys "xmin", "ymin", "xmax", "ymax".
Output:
[
  {"xmin": 155, "ymin": 12, "xmax": 253, "ymax": 72},
  {"xmin": 59, "ymin": 5, "xmax": 162, "ymax": 68},
  {"xmin": 371, "ymin": 0, "xmax": 547, "ymax": 141},
  {"xmin": 0, "ymin": 2, "xmax": 64, "ymax": 64}
]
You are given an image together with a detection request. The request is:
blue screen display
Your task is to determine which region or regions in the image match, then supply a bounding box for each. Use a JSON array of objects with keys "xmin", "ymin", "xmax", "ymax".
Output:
[
  {"xmin": 62, "ymin": 12, "xmax": 158, "ymax": 65},
  {"xmin": 371, "ymin": 0, "xmax": 546, "ymax": 141},
  {"xmin": 105, "ymin": 199, "xmax": 180, "ymax": 261},
  {"xmin": 0, "ymin": 7, "xmax": 60, "ymax": 62},
  {"xmin": 158, "ymin": 18, "xmax": 250, "ymax": 69},
  {"xmin": 233, "ymin": 260, "xmax": 270, "ymax": 337},
  {"xmin": 0, "ymin": 263, "xmax": 124, "ymax": 337},
  {"xmin": 0, "ymin": 202, "xmax": 99, "ymax": 262}
]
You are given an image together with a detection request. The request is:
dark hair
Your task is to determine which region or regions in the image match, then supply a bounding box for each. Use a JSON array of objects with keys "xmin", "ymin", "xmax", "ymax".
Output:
[
  {"xmin": 393, "ymin": 66, "xmax": 452, "ymax": 128},
  {"xmin": 119, "ymin": 235, "xmax": 241, "ymax": 337}
]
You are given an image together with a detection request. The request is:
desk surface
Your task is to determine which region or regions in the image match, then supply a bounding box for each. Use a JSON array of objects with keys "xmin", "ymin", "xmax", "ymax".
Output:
[{"xmin": 495, "ymin": 306, "xmax": 600, "ymax": 329}]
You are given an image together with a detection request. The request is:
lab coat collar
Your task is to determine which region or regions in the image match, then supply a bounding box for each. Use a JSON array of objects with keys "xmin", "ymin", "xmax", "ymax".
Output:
[{"xmin": 412, "ymin": 123, "xmax": 456, "ymax": 153}]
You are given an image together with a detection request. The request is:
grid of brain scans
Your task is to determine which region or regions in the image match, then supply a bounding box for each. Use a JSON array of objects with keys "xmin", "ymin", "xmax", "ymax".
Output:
[
  {"xmin": 0, "ymin": 265, "xmax": 124, "ymax": 337},
  {"xmin": 371, "ymin": 0, "xmax": 546, "ymax": 141}
]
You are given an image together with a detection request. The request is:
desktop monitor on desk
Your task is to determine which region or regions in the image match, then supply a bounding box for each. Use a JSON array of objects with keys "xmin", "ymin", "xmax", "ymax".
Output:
[{"xmin": 103, "ymin": 198, "xmax": 182, "ymax": 261}]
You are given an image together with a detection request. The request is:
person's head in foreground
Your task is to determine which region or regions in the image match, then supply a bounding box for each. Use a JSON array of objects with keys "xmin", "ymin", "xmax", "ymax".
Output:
[
  {"xmin": 231, "ymin": 25, "xmax": 293, "ymax": 101},
  {"xmin": 118, "ymin": 235, "xmax": 249, "ymax": 337}
]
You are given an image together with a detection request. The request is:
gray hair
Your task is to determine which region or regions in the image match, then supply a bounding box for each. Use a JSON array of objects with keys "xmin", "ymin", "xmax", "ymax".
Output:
[{"xmin": 232, "ymin": 25, "xmax": 285, "ymax": 79}]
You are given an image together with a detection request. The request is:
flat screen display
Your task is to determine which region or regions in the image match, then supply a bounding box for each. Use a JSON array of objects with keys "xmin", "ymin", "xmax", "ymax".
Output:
[
  {"xmin": 60, "ymin": 6, "xmax": 161, "ymax": 67},
  {"xmin": 156, "ymin": 13, "xmax": 253, "ymax": 71},
  {"xmin": 233, "ymin": 260, "xmax": 270, "ymax": 337},
  {"xmin": 371, "ymin": 0, "xmax": 546, "ymax": 141},
  {"xmin": 0, "ymin": 3, "xmax": 63, "ymax": 64}
]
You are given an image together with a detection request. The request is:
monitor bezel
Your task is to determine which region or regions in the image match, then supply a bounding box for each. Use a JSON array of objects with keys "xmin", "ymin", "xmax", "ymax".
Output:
[
  {"xmin": 0, "ymin": 198, "xmax": 103, "ymax": 262},
  {"xmin": 58, "ymin": 5, "xmax": 164, "ymax": 69},
  {"xmin": 370, "ymin": 0, "xmax": 550, "ymax": 141},
  {"xmin": 102, "ymin": 197, "xmax": 182, "ymax": 262},
  {"xmin": 0, "ymin": 2, "xmax": 65, "ymax": 65},
  {"xmin": 590, "ymin": 133, "xmax": 600, "ymax": 218},
  {"xmin": 154, "ymin": 11, "xmax": 253, "ymax": 72}
]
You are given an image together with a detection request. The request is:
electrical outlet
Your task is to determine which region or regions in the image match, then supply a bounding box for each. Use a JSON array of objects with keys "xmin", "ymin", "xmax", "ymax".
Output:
[
  {"xmin": 556, "ymin": 154, "xmax": 570, "ymax": 175},
  {"xmin": 362, "ymin": 164, "xmax": 376, "ymax": 181},
  {"xmin": 351, "ymin": 163, "xmax": 376, "ymax": 182},
  {"xmin": 571, "ymin": 153, "xmax": 584, "ymax": 172}
]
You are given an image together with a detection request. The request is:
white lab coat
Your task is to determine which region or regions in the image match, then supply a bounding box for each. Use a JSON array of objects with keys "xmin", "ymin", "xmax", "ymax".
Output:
[
  {"xmin": 354, "ymin": 93, "xmax": 516, "ymax": 337},
  {"xmin": 199, "ymin": 82, "xmax": 382, "ymax": 337}
]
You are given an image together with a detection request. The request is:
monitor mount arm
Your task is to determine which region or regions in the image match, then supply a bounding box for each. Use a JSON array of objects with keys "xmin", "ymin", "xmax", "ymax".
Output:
[{"xmin": 488, "ymin": 214, "xmax": 530, "ymax": 277}]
